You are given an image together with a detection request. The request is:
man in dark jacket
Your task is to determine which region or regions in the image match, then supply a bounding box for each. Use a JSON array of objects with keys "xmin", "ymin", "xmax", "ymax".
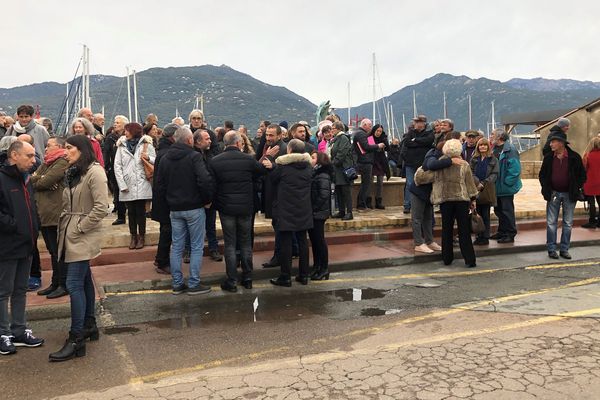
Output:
[
  {"xmin": 539, "ymin": 130, "xmax": 586, "ymax": 260},
  {"xmin": 151, "ymin": 123, "xmax": 178, "ymax": 274},
  {"xmin": 353, "ymin": 119, "xmax": 384, "ymax": 210},
  {"xmin": 209, "ymin": 131, "xmax": 266, "ymax": 292},
  {"xmin": 400, "ymin": 115, "xmax": 434, "ymax": 213},
  {"xmin": 0, "ymin": 141, "xmax": 44, "ymax": 355},
  {"xmin": 156, "ymin": 127, "xmax": 214, "ymax": 295},
  {"xmin": 190, "ymin": 111, "xmax": 222, "ymax": 262},
  {"xmin": 263, "ymin": 139, "xmax": 313, "ymax": 287},
  {"xmin": 258, "ymin": 124, "xmax": 288, "ymax": 268},
  {"xmin": 542, "ymin": 118, "xmax": 570, "ymax": 157},
  {"xmin": 289, "ymin": 123, "xmax": 316, "ymax": 154},
  {"xmin": 104, "ymin": 115, "xmax": 128, "ymax": 225}
]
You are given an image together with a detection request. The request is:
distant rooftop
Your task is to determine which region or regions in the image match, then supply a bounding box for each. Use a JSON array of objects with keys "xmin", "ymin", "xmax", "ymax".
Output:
[{"xmin": 501, "ymin": 109, "xmax": 573, "ymax": 126}]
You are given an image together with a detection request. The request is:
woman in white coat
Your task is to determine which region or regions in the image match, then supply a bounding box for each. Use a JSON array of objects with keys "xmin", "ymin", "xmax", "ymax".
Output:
[{"xmin": 114, "ymin": 122, "xmax": 155, "ymax": 249}]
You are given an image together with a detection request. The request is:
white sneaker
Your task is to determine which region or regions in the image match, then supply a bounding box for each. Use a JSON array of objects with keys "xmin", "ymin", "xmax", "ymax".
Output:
[
  {"xmin": 415, "ymin": 244, "xmax": 434, "ymax": 254},
  {"xmin": 427, "ymin": 242, "xmax": 442, "ymax": 251}
]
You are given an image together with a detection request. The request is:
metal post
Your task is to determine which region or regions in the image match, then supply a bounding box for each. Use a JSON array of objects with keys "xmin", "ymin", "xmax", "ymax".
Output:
[
  {"xmin": 347, "ymin": 82, "xmax": 351, "ymax": 126},
  {"xmin": 132, "ymin": 69, "xmax": 138, "ymax": 122},
  {"xmin": 126, "ymin": 67, "xmax": 132, "ymax": 122},
  {"xmin": 372, "ymin": 53, "xmax": 376, "ymax": 123}
]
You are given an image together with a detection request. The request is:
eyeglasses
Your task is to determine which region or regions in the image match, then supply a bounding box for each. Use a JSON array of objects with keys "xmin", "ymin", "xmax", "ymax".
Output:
[{"xmin": 191, "ymin": 117, "xmax": 203, "ymax": 120}]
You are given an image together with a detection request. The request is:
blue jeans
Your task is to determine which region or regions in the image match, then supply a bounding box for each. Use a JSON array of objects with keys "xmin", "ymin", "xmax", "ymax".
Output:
[
  {"xmin": 546, "ymin": 191, "xmax": 575, "ymax": 253},
  {"xmin": 66, "ymin": 260, "xmax": 95, "ymax": 335},
  {"xmin": 170, "ymin": 208, "xmax": 206, "ymax": 288},
  {"xmin": 0, "ymin": 257, "xmax": 31, "ymax": 337},
  {"xmin": 403, "ymin": 165, "xmax": 416, "ymax": 210}
]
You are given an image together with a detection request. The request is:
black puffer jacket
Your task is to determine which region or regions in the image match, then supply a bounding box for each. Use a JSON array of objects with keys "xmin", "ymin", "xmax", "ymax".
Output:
[
  {"xmin": 151, "ymin": 136, "xmax": 174, "ymax": 223},
  {"xmin": 539, "ymin": 146, "xmax": 586, "ymax": 202},
  {"xmin": 0, "ymin": 162, "xmax": 39, "ymax": 259},
  {"xmin": 353, "ymin": 128, "xmax": 379, "ymax": 164},
  {"xmin": 270, "ymin": 153, "xmax": 314, "ymax": 232},
  {"xmin": 311, "ymin": 164, "xmax": 332, "ymax": 220},
  {"xmin": 209, "ymin": 147, "xmax": 266, "ymax": 216},
  {"xmin": 400, "ymin": 128, "xmax": 434, "ymax": 168},
  {"xmin": 156, "ymin": 143, "xmax": 214, "ymax": 211}
]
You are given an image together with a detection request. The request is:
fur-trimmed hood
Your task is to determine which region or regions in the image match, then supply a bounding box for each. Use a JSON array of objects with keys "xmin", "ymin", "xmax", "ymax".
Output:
[
  {"xmin": 116, "ymin": 134, "xmax": 153, "ymax": 147},
  {"xmin": 275, "ymin": 152, "xmax": 312, "ymax": 165}
]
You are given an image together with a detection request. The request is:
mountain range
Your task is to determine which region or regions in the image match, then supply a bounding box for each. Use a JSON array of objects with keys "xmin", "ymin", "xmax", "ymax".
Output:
[
  {"xmin": 2, "ymin": 66, "xmax": 600, "ymax": 134},
  {"xmin": 337, "ymin": 74, "xmax": 600, "ymax": 134}
]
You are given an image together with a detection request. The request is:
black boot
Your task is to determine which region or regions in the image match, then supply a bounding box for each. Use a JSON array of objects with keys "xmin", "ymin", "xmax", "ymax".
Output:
[
  {"xmin": 83, "ymin": 317, "xmax": 99, "ymax": 341},
  {"xmin": 375, "ymin": 197, "xmax": 385, "ymax": 209},
  {"xmin": 312, "ymin": 267, "xmax": 330, "ymax": 281},
  {"xmin": 49, "ymin": 332, "xmax": 86, "ymax": 362},
  {"xmin": 366, "ymin": 197, "xmax": 373, "ymax": 209},
  {"xmin": 310, "ymin": 266, "xmax": 321, "ymax": 280}
]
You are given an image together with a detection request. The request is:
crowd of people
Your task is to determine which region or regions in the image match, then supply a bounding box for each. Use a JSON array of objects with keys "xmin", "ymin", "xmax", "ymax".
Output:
[{"xmin": 1, "ymin": 102, "xmax": 599, "ymax": 362}]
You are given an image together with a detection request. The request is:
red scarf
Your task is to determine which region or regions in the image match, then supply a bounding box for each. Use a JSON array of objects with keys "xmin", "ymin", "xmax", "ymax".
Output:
[{"xmin": 44, "ymin": 148, "xmax": 66, "ymax": 165}]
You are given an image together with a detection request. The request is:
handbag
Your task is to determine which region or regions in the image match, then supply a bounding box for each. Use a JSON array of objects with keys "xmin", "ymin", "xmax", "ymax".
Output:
[
  {"xmin": 414, "ymin": 166, "xmax": 435, "ymax": 186},
  {"xmin": 344, "ymin": 166, "xmax": 358, "ymax": 180},
  {"xmin": 477, "ymin": 181, "xmax": 496, "ymax": 206},
  {"xmin": 141, "ymin": 143, "xmax": 154, "ymax": 181},
  {"xmin": 470, "ymin": 210, "xmax": 485, "ymax": 234}
]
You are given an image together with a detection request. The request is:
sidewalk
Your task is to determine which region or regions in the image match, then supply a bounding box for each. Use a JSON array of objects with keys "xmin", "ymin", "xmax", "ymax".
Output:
[{"xmin": 26, "ymin": 218, "xmax": 600, "ymax": 320}]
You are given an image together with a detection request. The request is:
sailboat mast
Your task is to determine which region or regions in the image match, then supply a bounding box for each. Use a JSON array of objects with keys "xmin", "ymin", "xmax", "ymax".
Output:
[
  {"xmin": 372, "ymin": 53, "xmax": 376, "ymax": 123},
  {"xmin": 443, "ymin": 91, "xmax": 447, "ymax": 119},
  {"xmin": 85, "ymin": 46, "xmax": 91, "ymax": 108},
  {"xmin": 132, "ymin": 69, "xmax": 139, "ymax": 123},
  {"xmin": 412, "ymin": 90, "xmax": 417, "ymax": 118},
  {"xmin": 389, "ymin": 103, "xmax": 395, "ymax": 139},
  {"xmin": 491, "ymin": 100, "xmax": 496, "ymax": 129},
  {"xmin": 65, "ymin": 83, "xmax": 69, "ymax": 127},
  {"xmin": 468, "ymin": 94, "xmax": 472, "ymax": 130},
  {"xmin": 126, "ymin": 67, "xmax": 132, "ymax": 122},
  {"xmin": 402, "ymin": 113, "xmax": 407, "ymax": 135},
  {"xmin": 347, "ymin": 81, "xmax": 351, "ymax": 126}
]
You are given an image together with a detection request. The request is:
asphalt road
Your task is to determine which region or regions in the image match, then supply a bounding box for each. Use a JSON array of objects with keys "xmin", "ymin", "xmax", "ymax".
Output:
[{"xmin": 3, "ymin": 246, "xmax": 600, "ymax": 399}]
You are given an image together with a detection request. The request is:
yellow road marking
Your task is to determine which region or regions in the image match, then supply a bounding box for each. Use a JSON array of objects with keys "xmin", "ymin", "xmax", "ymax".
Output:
[
  {"xmin": 106, "ymin": 259, "xmax": 600, "ymax": 297},
  {"xmin": 126, "ymin": 276, "xmax": 600, "ymax": 384}
]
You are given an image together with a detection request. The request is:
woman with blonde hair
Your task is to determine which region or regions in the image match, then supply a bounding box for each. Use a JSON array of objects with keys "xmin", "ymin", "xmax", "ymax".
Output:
[
  {"xmin": 582, "ymin": 136, "xmax": 600, "ymax": 228},
  {"xmin": 470, "ymin": 138, "xmax": 499, "ymax": 245},
  {"xmin": 431, "ymin": 139, "xmax": 479, "ymax": 268}
]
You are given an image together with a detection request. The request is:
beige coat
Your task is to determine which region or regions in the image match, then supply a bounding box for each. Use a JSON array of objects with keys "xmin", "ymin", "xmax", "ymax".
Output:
[
  {"xmin": 430, "ymin": 160, "xmax": 479, "ymax": 205},
  {"xmin": 57, "ymin": 163, "xmax": 109, "ymax": 263}
]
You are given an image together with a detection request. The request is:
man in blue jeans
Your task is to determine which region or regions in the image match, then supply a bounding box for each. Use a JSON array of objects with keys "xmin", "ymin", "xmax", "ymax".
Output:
[
  {"xmin": 400, "ymin": 115, "xmax": 434, "ymax": 214},
  {"xmin": 538, "ymin": 129, "xmax": 586, "ymax": 260},
  {"xmin": 157, "ymin": 127, "xmax": 214, "ymax": 295}
]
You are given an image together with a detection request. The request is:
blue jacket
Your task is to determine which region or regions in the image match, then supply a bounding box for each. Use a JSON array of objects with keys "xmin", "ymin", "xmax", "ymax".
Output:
[{"xmin": 495, "ymin": 142, "xmax": 522, "ymax": 197}]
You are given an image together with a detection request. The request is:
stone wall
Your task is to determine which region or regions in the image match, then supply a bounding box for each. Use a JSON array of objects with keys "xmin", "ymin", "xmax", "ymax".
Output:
[{"xmin": 520, "ymin": 161, "xmax": 542, "ymax": 179}]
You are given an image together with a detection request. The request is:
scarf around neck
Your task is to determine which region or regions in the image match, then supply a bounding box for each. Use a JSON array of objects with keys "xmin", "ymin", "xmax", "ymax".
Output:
[
  {"xmin": 12, "ymin": 120, "xmax": 36, "ymax": 134},
  {"xmin": 44, "ymin": 148, "xmax": 66, "ymax": 165}
]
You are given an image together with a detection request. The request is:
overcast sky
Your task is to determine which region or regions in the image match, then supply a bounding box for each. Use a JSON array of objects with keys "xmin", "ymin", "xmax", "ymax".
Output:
[{"xmin": 3, "ymin": 0, "xmax": 599, "ymax": 108}]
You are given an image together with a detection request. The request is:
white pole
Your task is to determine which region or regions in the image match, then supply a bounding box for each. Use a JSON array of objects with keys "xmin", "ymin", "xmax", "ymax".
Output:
[
  {"xmin": 386, "ymin": 102, "xmax": 392, "ymax": 137},
  {"xmin": 85, "ymin": 46, "xmax": 91, "ymax": 108},
  {"xmin": 412, "ymin": 90, "xmax": 417, "ymax": 118},
  {"xmin": 347, "ymin": 81, "xmax": 351, "ymax": 126},
  {"xmin": 65, "ymin": 83, "xmax": 69, "ymax": 122},
  {"xmin": 491, "ymin": 100, "xmax": 496, "ymax": 129},
  {"xmin": 443, "ymin": 91, "xmax": 447, "ymax": 119},
  {"xmin": 390, "ymin": 104, "xmax": 395, "ymax": 139},
  {"xmin": 468, "ymin": 94, "xmax": 472, "ymax": 130},
  {"xmin": 132, "ymin": 69, "xmax": 139, "ymax": 123},
  {"xmin": 126, "ymin": 67, "xmax": 132, "ymax": 122},
  {"xmin": 402, "ymin": 113, "xmax": 407, "ymax": 134},
  {"xmin": 200, "ymin": 95, "xmax": 204, "ymax": 113},
  {"xmin": 372, "ymin": 53, "xmax": 376, "ymax": 123},
  {"xmin": 101, "ymin": 105, "xmax": 105, "ymax": 134}
]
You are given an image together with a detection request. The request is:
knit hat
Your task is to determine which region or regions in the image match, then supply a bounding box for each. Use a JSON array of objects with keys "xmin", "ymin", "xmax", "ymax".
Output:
[
  {"xmin": 162, "ymin": 123, "xmax": 178, "ymax": 138},
  {"xmin": 557, "ymin": 118, "xmax": 570, "ymax": 129},
  {"xmin": 547, "ymin": 130, "xmax": 569, "ymax": 144},
  {"xmin": 279, "ymin": 121, "xmax": 289, "ymax": 129}
]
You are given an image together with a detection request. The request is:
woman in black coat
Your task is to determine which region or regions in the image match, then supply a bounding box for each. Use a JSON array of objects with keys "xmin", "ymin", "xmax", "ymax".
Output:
[
  {"xmin": 371, "ymin": 124, "xmax": 391, "ymax": 209},
  {"xmin": 309, "ymin": 152, "xmax": 332, "ymax": 280}
]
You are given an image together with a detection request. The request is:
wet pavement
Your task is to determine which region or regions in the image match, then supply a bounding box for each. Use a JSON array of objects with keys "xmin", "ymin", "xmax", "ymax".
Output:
[{"xmin": 3, "ymin": 247, "xmax": 600, "ymax": 399}]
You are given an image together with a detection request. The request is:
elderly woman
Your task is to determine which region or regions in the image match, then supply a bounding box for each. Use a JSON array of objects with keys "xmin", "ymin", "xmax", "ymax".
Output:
[
  {"xmin": 431, "ymin": 139, "xmax": 479, "ymax": 268},
  {"xmin": 114, "ymin": 122, "xmax": 155, "ymax": 250},
  {"xmin": 49, "ymin": 135, "xmax": 108, "ymax": 361},
  {"xmin": 68, "ymin": 118, "xmax": 104, "ymax": 167}
]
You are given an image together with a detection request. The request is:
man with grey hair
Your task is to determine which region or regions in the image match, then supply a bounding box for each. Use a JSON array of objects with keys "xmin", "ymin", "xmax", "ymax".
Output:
[
  {"xmin": 353, "ymin": 118, "xmax": 384, "ymax": 210},
  {"xmin": 543, "ymin": 117, "xmax": 570, "ymax": 157},
  {"xmin": 491, "ymin": 129, "xmax": 522, "ymax": 243},
  {"xmin": 209, "ymin": 131, "xmax": 266, "ymax": 292},
  {"xmin": 157, "ymin": 126, "xmax": 214, "ymax": 295},
  {"xmin": 0, "ymin": 141, "xmax": 44, "ymax": 355}
]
